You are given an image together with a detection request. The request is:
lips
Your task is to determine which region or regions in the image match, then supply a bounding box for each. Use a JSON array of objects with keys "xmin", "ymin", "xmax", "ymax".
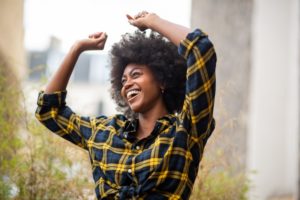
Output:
[{"xmin": 126, "ymin": 89, "xmax": 141, "ymax": 101}]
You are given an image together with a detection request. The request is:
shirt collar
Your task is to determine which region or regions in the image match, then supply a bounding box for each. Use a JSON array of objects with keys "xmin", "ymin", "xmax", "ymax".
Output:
[{"xmin": 122, "ymin": 114, "xmax": 176, "ymax": 140}]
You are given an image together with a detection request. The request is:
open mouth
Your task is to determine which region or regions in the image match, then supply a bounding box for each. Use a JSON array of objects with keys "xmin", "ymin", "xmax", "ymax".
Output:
[{"xmin": 126, "ymin": 89, "xmax": 141, "ymax": 101}]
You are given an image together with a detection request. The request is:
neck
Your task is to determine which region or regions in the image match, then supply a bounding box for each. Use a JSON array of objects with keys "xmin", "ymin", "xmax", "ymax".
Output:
[{"xmin": 137, "ymin": 104, "xmax": 168, "ymax": 139}]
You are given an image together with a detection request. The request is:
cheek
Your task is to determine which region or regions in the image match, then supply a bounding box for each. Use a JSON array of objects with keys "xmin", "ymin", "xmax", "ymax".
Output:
[
  {"xmin": 120, "ymin": 88, "xmax": 126, "ymax": 99},
  {"xmin": 144, "ymin": 84, "xmax": 161, "ymax": 98}
]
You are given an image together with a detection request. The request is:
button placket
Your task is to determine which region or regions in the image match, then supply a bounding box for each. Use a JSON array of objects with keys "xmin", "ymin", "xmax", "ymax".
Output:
[{"xmin": 132, "ymin": 141, "xmax": 144, "ymax": 152}]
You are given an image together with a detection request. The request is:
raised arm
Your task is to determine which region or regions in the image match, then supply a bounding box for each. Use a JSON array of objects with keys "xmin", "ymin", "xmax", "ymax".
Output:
[
  {"xmin": 128, "ymin": 12, "xmax": 217, "ymax": 140},
  {"xmin": 44, "ymin": 32, "xmax": 107, "ymax": 93},
  {"xmin": 36, "ymin": 32, "xmax": 108, "ymax": 149},
  {"xmin": 126, "ymin": 12, "xmax": 190, "ymax": 46}
]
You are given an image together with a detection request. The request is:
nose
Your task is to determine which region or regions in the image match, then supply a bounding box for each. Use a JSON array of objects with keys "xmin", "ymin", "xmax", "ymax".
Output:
[{"xmin": 123, "ymin": 77, "xmax": 134, "ymax": 90}]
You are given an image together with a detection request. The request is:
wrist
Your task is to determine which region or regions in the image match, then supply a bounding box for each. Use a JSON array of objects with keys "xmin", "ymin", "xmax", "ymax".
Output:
[
  {"xmin": 71, "ymin": 41, "xmax": 85, "ymax": 55},
  {"xmin": 147, "ymin": 13, "xmax": 161, "ymax": 31}
]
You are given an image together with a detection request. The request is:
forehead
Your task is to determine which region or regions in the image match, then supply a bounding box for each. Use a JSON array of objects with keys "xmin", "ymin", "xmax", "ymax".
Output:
[{"xmin": 123, "ymin": 63, "xmax": 148, "ymax": 76}]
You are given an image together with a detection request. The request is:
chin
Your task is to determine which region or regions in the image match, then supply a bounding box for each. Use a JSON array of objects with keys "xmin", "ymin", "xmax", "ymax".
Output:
[
  {"xmin": 129, "ymin": 105, "xmax": 143, "ymax": 113},
  {"xmin": 127, "ymin": 98, "xmax": 144, "ymax": 113}
]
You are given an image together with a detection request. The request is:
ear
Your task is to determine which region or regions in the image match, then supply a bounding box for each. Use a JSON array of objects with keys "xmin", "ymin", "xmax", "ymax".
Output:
[{"xmin": 160, "ymin": 84, "xmax": 165, "ymax": 94}]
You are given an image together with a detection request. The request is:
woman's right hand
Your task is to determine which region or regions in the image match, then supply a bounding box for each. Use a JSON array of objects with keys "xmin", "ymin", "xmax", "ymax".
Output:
[{"xmin": 76, "ymin": 32, "xmax": 108, "ymax": 52}]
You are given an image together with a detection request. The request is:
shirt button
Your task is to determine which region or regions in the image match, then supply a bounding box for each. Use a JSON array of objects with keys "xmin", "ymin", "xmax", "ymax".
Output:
[
  {"xmin": 128, "ymin": 169, "xmax": 132, "ymax": 173},
  {"xmin": 135, "ymin": 146, "xmax": 140, "ymax": 150}
]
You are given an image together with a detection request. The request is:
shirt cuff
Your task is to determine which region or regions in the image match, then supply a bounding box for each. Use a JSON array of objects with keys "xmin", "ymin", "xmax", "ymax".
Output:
[
  {"xmin": 37, "ymin": 90, "xmax": 67, "ymax": 107},
  {"xmin": 178, "ymin": 29, "xmax": 208, "ymax": 59}
]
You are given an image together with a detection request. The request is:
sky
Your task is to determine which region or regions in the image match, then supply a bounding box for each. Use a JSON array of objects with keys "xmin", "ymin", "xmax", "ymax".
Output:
[{"xmin": 24, "ymin": 0, "xmax": 191, "ymax": 52}]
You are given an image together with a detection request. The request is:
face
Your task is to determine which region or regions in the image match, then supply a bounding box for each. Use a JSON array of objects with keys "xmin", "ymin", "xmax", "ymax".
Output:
[{"xmin": 121, "ymin": 63, "xmax": 164, "ymax": 114}]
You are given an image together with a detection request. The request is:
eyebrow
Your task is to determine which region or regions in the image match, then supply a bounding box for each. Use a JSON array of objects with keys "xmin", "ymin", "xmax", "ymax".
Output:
[{"xmin": 122, "ymin": 67, "xmax": 143, "ymax": 78}]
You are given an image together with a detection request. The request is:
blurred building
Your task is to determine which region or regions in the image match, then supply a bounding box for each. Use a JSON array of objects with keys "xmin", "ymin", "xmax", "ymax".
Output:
[
  {"xmin": 0, "ymin": 0, "xmax": 116, "ymax": 136},
  {"xmin": 27, "ymin": 36, "xmax": 116, "ymax": 117},
  {"xmin": 191, "ymin": 0, "xmax": 299, "ymax": 199}
]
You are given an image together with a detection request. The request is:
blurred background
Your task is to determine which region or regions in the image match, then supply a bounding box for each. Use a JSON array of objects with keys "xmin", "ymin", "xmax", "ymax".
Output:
[{"xmin": 0, "ymin": 0, "xmax": 299, "ymax": 199}]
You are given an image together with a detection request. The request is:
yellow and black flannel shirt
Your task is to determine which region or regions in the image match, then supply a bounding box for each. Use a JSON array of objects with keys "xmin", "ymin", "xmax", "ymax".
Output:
[{"xmin": 35, "ymin": 29, "xmax": 217, "ymax": 200}]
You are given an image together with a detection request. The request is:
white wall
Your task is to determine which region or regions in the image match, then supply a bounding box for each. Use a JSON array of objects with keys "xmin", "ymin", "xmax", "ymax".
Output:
[
  {"xmin": 247, "ymin": 0, "xmax": 299, "ymax": 199},
  {"xmin": 0, "ymin": 0, "xmax": 25, "ymax": 78}
]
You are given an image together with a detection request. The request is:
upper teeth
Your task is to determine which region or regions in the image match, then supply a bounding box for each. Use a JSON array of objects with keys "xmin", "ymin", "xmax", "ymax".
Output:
[{"xmin": 127, "ymin": 90, "xmax": 140, "ymax": 99}]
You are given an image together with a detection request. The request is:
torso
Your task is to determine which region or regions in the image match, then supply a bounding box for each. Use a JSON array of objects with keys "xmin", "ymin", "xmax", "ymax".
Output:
[{"xmin": 87, "ymin": 114, "xmax": 210, "ymax": 200}]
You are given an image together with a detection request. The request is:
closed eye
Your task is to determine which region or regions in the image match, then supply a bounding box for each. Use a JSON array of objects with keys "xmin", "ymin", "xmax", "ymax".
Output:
[
  {"xmin": 121, "ymin": 68, "xmax": 143, "ymax": 86},
  {"xmin": 131, "ymin": 71, "xmax": 142, "ymax": 78},
  {"xmin": 121, "ymin": 78, "xmax": 127, "ymax": 85}
]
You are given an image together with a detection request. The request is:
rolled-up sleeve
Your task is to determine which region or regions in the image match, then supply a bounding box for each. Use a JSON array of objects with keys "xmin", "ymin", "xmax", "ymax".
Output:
[
  {"xmin": 178, "ymin": 29, "xmax": 217, "ymax": 140},
  {"xmin": 35, "ymin": 91, "xmax": 93, "ymax": 149}
]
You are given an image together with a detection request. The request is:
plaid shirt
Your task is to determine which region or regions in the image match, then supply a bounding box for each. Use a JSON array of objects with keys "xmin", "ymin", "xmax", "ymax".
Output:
[{"xmin": 35, "ymin": 29, "xmax": 217, "ymax": 200}]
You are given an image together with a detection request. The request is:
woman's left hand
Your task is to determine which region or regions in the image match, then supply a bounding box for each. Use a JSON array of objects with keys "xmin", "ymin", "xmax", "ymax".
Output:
[{"xmin": 126, "ymin": 11, "xmax": 158, "ymax": 31}]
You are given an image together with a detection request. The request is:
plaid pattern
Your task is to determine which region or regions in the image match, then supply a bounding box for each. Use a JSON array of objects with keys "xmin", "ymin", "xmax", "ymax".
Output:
[{"xmin": 35, "ymin": 29, "xmax": 217, "ymax": 200}]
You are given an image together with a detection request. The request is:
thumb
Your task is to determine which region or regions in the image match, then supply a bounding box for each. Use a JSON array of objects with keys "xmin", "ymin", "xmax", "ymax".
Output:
[
  {"xmin": 128, "ymin": 20, "xmax": 134, "ymax": 25},
  {"xmin": 97, "ymin": 32, "xmax": 107, "ymax": 41},
  {"xmin": 126, "ymin": 14, "xmax": 134, "ymax": 20}
]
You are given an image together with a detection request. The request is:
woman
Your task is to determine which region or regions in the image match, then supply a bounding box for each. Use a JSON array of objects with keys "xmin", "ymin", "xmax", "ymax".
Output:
[{"xmin": 36, "ymin": 11, "xmax": 217, "ymax": 200}]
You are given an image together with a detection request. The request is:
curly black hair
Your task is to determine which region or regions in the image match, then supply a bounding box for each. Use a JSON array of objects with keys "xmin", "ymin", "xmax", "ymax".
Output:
[{"xmin": 109, "ymin": 30, "xmax": 186, "ymax": 119}]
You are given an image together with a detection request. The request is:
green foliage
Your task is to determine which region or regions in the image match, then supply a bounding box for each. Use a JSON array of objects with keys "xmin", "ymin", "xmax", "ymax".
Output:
[
  {"xmin": 189, "ymin": 83, "xmax": 251, "ymax": 200},
  {"xmin": 12, "ymin": 119, "xmax": 95, "ymax": 200},
  {"xmin": 190, "ymin": 151, "xmax": 250, "ymax": 200},
  {"xmin": 0, "ymin": 57, "xmax": 23, "ymax": 198},
  {"xmin": 0, "ymin": 180, "xmax": 12, "ymax": 200},
  {"xmin": 0, "ymin": 55, "xmax": 95, "ymax": 200},
  {"xmin": 190, "ymin": 127, "xmax": 250, "ymax": 200}
]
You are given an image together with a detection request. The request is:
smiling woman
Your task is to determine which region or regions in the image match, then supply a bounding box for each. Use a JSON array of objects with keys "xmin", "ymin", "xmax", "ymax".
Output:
[
  {"xmin": 121, "ymin": 64, "xmax": 165, "ymax": 116},
  {"xmin": 35, "ymin": 11, "xmax": 217, "ymax": 200},
  {"xmin": 110, "ymin": 31, "xmax": 186, "ymax": 119}
]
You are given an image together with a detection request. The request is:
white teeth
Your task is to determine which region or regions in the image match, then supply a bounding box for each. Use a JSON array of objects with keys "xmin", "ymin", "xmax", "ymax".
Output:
[{"xmin": 126, "ymin": 90, "xmax": 140, "ymax": 99}]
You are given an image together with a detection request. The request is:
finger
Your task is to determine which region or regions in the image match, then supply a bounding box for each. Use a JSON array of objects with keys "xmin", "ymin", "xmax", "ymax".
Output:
[
  {"xmin": 100, "ymin": 32, "xmax": 107, "ymax": 39},
  {"xmin": 94, "ymin": 32, "xmax": 103, "ymax": 38},
  {"xmin": 134, "ymin": 13, "xmax": 146, "ymax": 20},
  {"xmin": 96, "ymin": 32, "xmax": 107, "ymax": 41},
  {"xmin": 139, "ymin": 11, "xmax": 146, "ymax": 17},
  {"xmin": 134, "ymin": 13, "xmax": 141, "ymax": 19},
  {"xmin": 89, "ymin": 32, "xmax": 103, "ymax": 39},
  {"xmin": 128, "ymin": 19, "xmax": 134, "ymax": 25},
  {"xmin": 126, "ymin": 14, "xmax": 135, "ymax": 25},
  {"xmin": 89, "ymin": 33, "xmax": 95, "ymax": 38},
  {"xmin": 142, "ymin": 10, "xmax": 147, "ymax": 13},
  {"xmin": 126, "ymin": 14, "xmax": 134, "ymax": 20}
]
